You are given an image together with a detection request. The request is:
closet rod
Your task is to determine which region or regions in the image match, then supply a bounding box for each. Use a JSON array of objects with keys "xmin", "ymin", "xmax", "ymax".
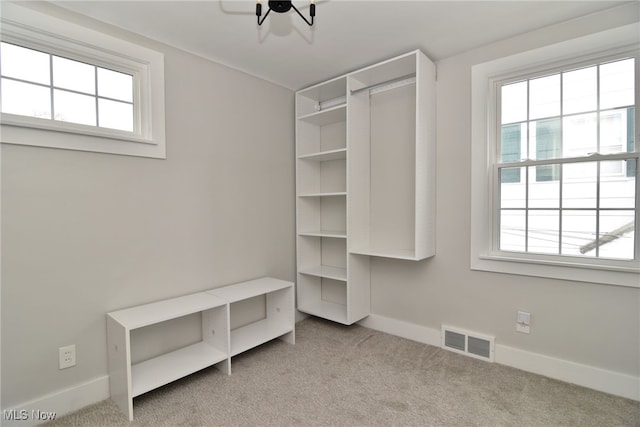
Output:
[{"xmin": 350, "ymin": 73, "xmax": 416, "ymax": 96}]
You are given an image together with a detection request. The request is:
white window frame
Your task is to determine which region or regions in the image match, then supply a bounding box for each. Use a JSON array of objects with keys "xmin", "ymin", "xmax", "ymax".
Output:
[
  {"xmin": 471, "ymin": 23, "xmax": 640, "ymax": 288},
  {"xmin": 0, "ymin": 3, "xmax": 166, "ymax": 159}
]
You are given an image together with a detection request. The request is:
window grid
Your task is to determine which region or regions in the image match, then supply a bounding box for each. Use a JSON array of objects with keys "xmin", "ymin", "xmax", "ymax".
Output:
[
  {"xmin": 496, "ymin": 57, "xmax": 637, "ymax": 261},
  {"xmin": 0, "ymin": 42, "xmax": 134, "ymax": 132}
]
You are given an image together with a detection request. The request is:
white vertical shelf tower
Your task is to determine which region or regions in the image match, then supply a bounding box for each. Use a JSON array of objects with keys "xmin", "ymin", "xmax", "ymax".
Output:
[{"xmin": 295, "ymin": 50, "xmax": 436, "ymax": 325}]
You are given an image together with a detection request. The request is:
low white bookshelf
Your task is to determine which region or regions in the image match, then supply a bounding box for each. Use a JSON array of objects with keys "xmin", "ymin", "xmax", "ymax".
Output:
[{"xmin": 106, "ymin": 277, "xmax": 294, "ymax": 421}]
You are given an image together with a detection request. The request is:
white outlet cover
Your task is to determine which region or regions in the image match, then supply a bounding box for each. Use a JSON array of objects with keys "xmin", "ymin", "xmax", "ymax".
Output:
[
  {"xmin": 59, "ymin": 344, "xmax": 76, "ymax": 369},
  {"xmin": 517, "ymin": 311, "xmax": 531, "ymax": 325},
  {"xmin": 516, "ymin": 311, "xmax": 531, "ymax": 334}
]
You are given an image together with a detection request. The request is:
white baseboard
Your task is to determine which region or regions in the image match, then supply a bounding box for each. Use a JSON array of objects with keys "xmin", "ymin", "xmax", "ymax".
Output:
[
  {"xmin": 495, "ymin": 344, "xmax": 640, "ymax": 401},
  {"xmin": 1, "ymin": 375, "xmax": 109, "ymax": 427},
  {"xmin": 3, "ymin": 313, "xmax": 637, "ymax": 424},
  {"xmin": 358, "ymin": 313, "xmax": 639, "ymax": 401},
  {"xmin": 358, "ymin": 313, "xmax": 441, "ymax": 347}
]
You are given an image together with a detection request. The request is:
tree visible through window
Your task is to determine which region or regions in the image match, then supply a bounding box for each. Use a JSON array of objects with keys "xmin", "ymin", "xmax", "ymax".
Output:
[{"xmin": 498, "ymin": 57, "xmax": 637, "ymax": 260}]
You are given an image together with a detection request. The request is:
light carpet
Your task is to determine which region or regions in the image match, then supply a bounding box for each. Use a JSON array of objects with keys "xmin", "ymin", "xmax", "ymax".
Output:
[{"xmin": 48, "ymin": 317, "xmax": 640, "ymax": 426}]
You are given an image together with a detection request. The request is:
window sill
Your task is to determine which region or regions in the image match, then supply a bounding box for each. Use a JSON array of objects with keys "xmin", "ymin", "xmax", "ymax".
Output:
[
  {"xmin": 1, "ymin": 121, "xmax": 165, "ymax": 159},
  {"xmin": 1, "ymin": 114, "xmax": 154, "ymax": 145},
  {"xmin": 471, "ymin": 252, "xmax": 640, "ymax": 288}
]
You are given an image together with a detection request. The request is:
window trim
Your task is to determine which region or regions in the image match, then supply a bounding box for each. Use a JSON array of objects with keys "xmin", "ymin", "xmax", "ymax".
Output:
[
  {"xmin": 0, "ymin": 3, "xmax": 166, "ymax": 159},
  {"xmin": 471, "ymin": 23, "xmax": 640, "ymax": 288}
]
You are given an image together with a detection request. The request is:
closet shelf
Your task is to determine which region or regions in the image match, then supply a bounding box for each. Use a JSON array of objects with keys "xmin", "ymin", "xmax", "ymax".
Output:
[
  {"xmin": 298, "ymin": 230, "xmax": 347, "ymax": 239},
  {"xmin": 297, "ymin": 104, "xmax": 347, "ymax": 126},
  {"xmin": 298, "ymin": 300, "xmax": 348, "ymax": 325},
  {"xmin": 298, "ymin": 192, "xmax": 347, "ymax": 198},
  {"xmin": 299, "ymin": 265, "xmax": 347, "ymax": 282},
  {"xmin": 131, "ymin": 342, "xmax": 226, "ymax": 397},
  {"xmin": 349, "ymin": 247, "xmax": 420, "ymax": 261},
  {"xmin": 297, "ymin": 148, "xmax": 347, "ymax": 162}
]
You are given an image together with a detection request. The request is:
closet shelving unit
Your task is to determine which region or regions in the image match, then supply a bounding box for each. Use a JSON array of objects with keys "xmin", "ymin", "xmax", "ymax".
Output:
[
  {"xmin": 348, "ymin": 50, "xmax": 436, "ymax": 261},
  {"xmin": 296, "ymin": 76, "xmax": 357, "ymax": 324},
  {"xmin": 295, "ymin": 50, "xmax": 436, "ymax": 325}
]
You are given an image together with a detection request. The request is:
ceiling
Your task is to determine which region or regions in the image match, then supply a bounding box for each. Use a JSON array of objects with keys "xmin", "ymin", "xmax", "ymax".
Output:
[{"xmin": 52, "ymin": 1, "xmax": 630, "ymax": 90}]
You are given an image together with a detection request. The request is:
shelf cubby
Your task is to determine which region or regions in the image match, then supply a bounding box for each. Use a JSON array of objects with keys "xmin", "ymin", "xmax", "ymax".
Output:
[
  {"xmin": 131, "ymin": 340, "xmax": 227, "ymax": 397},
  {"xmin": 297, "ymin": 274, "xmax": 348, "ymax": 324},
  {"xmin": 107, "ymin": 293, "xmax": 229, "ymax": 421},
  {"xmin": 296, "ymin": 75, "xmax": 348, "ymax": 118},
  {"xmin": 206, "ymin": 278, "xmax": 295, "ymax": 357}
]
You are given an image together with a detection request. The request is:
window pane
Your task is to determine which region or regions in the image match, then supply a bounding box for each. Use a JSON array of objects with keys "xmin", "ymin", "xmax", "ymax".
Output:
[
  {"xmin": 501, "ymin": 123, "xmax": 525, "ymax": 164},
  {"xmin": 529, "ymin": 118, "xmax": 561, "ymax": 161},
  {"xmin": 0, "ymin": 42, "xmax": 50, "ymax": 85},
  {"xmin": 529, "ymin": 74, "xmax": 560, "ymax": 120},
  {"xmin": 563, "ymin": 113, "xmax": 597, "ymax": 157},
  {"xmin": 98, "ymin": 99, "xmax": 133, "ymax": 132},
  {"xmin": 627, "ymin": 158, "xmax": 637, "ymax": 181},
  {"xmin": 1, "ymin": 78, "xmax": 51, "ymax": 118},
  {"xmin": 600, "ymin": 58, "xmax": 635, "ymax": 110},
  {"xmin": 52, "ymin": 56, "xmax": 95, "ymax": 95},
  {"xmin": 500, "ymin": 167, "xmax": 526, "ymax": 207},
  {"xmin": 529, "ymin": 166, "xmax": 559, "ymax": 207},
  {"xmin": 562, "ymin": 210, "xmax": 596, "ymax": 257},
  {"xmin": 600, "ymin": 109, "xmax": 630, "ymax": 155},
  {"xmin": 501, "ymin": 81, "xmax": 527, "ymax": 124},
  {"xmin": 563, "ymin": 162, "xmax": 597, "ymax": 209},
  {"xmin": 53, "ymin": 89, "xmax": 96, "ymax": 126},
  {"xmin": 500, "ymin": 210, "xmax": 526, "ymax": 252},
  {"xmin": 528, "ymin": 210, "xmax": 560, "ymax": 254},
  {"xmin": 563, "ymin": 66, "xmax": 597, "ymax": 115},
  {"xmin": 98, "ymin": 68, "xmax": 133, "ymax": 102},
  {"xmin": 600, "ymin": 161, "xmax": 636, "ymax": 209},
  {"xmin": 598, "ymin": 211, "xmax": 635, "ymax": 260}
]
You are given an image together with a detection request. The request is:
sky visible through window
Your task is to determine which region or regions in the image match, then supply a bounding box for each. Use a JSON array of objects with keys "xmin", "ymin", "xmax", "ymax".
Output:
[
  {"xmin": 499, "ymin": 58, "xmax": 636, "ymax": 260},
  {"xmin": 0, "ymin": 42, "xmax": 134, "ymax": 132}
]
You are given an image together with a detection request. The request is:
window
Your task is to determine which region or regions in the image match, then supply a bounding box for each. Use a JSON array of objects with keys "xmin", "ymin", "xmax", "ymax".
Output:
[
  {"xmin": 471, "ymin": 23, "xmax": 639, "ymax": 288},
  {"xmin": 0, "ymin": 3, "xmax": 165, "ymax": 158},
  {"xmin": 1, "ymin": 42, "xmax": 135, "ymax": 132},
  {"xmin": 497, "ymin": 57, "xmax": 636, "ymax": 260}
]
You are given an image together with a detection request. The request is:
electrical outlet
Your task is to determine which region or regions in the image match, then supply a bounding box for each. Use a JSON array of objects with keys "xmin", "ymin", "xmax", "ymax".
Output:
[
  {"xmin": 516, "ymin": 311, "xmax": 531, "ymax": 334},
  {"xmin": 59, "ymin": 344, "xmax": 76, "ymax": 369}
]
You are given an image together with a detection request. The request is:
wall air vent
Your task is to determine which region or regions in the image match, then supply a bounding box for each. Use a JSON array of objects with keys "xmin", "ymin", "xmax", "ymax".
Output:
[{"xmin": 441, "ymin": 325, "xmax": 495, "ymax": 362}]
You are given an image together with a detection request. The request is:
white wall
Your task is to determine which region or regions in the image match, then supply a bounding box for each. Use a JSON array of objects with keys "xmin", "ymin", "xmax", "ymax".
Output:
[
  {"xmin": 1, "ymin": 2, "xmax": 295, "ymax": 410},
  {"xmin": 368, "ymin": 2, "xmax": 639, "ymax": 387}
]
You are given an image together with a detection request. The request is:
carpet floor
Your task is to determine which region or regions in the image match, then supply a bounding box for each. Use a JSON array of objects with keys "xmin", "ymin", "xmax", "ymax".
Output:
[{"xmin": 48, "ymin": 317, "xmax": 640, "ymax": 426}]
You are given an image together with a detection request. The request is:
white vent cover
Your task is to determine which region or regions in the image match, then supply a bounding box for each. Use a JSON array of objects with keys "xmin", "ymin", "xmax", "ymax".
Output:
[{"xmin": 441, "ymin": 325, "xmax": 495, "ymax": 362}]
